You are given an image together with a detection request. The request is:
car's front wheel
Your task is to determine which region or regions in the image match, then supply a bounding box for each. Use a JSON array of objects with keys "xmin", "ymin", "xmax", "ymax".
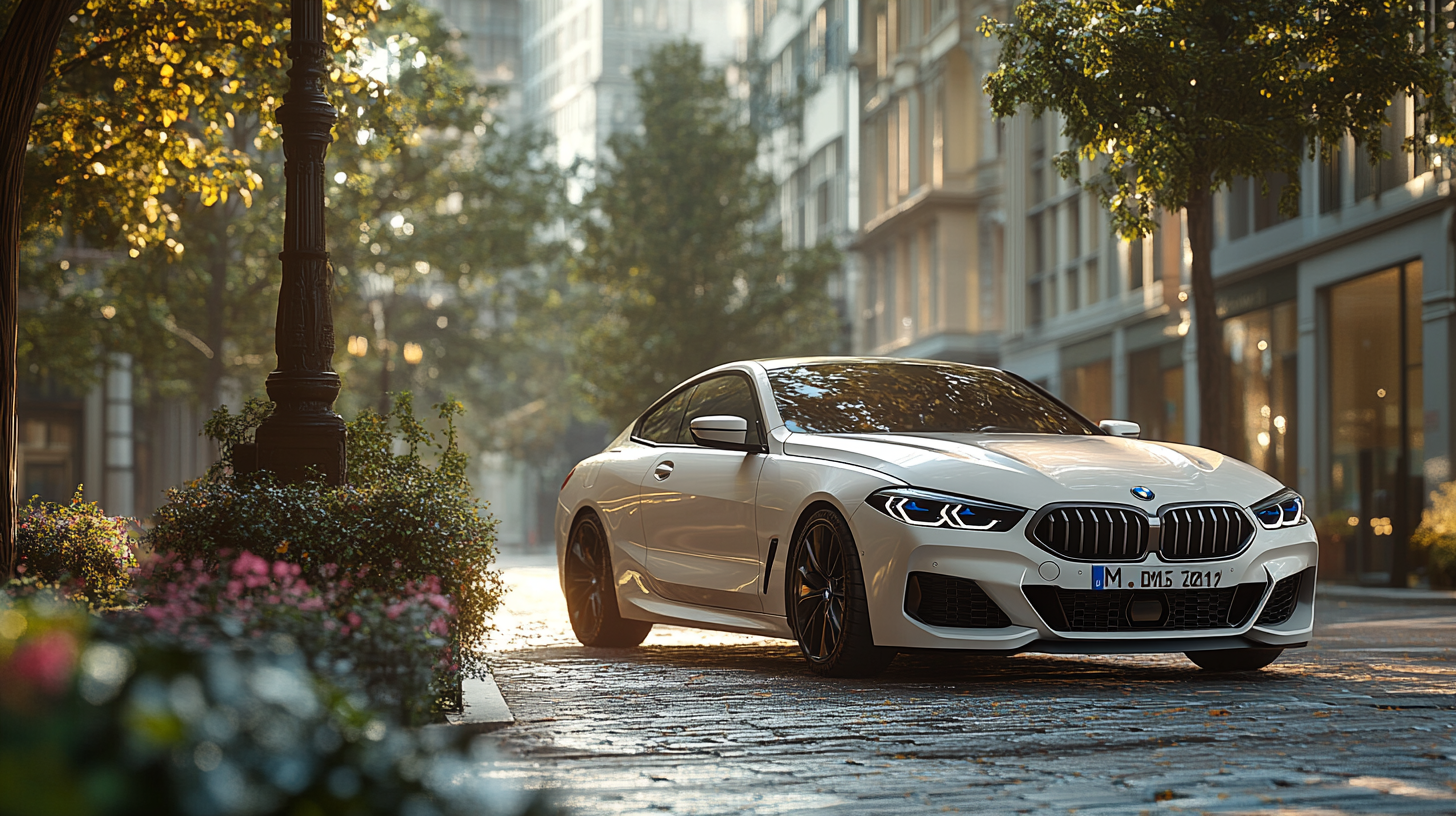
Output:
[
  {"xmin": 564, "ymin": 512, "xmax": 653, "ymax": 648},
  {"xmin": 788, "ymin": 507, "xmax": 895, "ymax": 678},
  {"xmin": 1185, "ymin": 647, "xmax": 1284, "ymax": 672}
]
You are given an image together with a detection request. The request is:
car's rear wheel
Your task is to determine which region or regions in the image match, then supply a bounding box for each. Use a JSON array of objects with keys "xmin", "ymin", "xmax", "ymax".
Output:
[
  {"xmin": 564, "ymin": 513, "xmax": 652, "ymax": 647},
  {"xmin": 788, "ymin": 507, "xmax": 895, "ymax": 678},
  {"xmin": 1184, "ymin": 647, "xmax": 1284, "ymax": 672}
]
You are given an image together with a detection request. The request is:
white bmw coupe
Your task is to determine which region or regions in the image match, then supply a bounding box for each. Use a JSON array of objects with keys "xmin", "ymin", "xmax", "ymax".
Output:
[{"xmin": 555, "ymin": 357, "xmax": 1316, "ymax": 677}]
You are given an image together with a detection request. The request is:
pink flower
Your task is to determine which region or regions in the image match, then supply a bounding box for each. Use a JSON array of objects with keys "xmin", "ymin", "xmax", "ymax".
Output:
[
  {"xmin": 347, "ymin": 613, "xmax": 362, "ymax": 628},
  {"xmin": 8, "ymin": 631, "xmax": 79, "ymax": 696}
]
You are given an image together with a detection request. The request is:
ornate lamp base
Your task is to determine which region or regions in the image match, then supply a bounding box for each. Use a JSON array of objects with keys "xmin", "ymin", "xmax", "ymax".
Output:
[{"xmin": 253, "ymin": 370, "xmax": 347, "ymax": 484}]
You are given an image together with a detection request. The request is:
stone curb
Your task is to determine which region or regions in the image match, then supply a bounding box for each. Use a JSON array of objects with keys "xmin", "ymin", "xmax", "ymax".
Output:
[
  {"xmin": 442, "ymin": 672, "xmax": 515, "ymax": 733},
  {"xmin": 1318, "ymin": 581, "xmax": 1456, "ymax": 606}
]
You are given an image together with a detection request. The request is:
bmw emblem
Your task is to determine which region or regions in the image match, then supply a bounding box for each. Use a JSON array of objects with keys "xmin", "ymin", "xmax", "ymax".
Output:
[{"xmin": 1131, "ymin": 486, "xmax": 1155, "ymax": 502}]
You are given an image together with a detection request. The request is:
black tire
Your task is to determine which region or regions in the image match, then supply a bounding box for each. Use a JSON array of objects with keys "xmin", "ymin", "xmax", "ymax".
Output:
[
  {"xmin": 787, "ymin": 507, "xmax": 896, "ymax": 678},
  {"xmin": 1185, "ymin": 647, "xmax": 1284, "ymax": 672},
  {"xmin": 563, "ymin": 513, "xmax": 653, "ymax": 648}
]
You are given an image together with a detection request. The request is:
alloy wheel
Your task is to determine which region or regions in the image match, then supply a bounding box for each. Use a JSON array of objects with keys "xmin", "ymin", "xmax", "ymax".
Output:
[
  {"xmin": 565, "ymin": 521, "xmax": 606, "ymax": 633},
  {"xmin": 793, "ymin": 517, "xmax": 848, "ymax": 662}
]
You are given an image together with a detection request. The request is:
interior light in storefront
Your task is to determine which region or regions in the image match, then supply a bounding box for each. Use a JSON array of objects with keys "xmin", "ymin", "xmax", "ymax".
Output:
[
  {"xmin": 1377, "ymin": 388, "xmax": 1387, "ymax": 398},
  {"xmin": 403, "ymin": 342, "xmax": 424, "ymax": 365},
  {"xmin": 347, "ymin": 335, "xmax": 369, "ymax": 357},
  {"xmin": 1274, "ymin": 415, "xmax": 1286, "ymax": 431},
  {"xmin": 1257, "ymin": 340, "xmax": 1268, "ymax": 350},
  {"xmin": 1347, "ymin": 516, "xmax": 1359, "ymax": 527},
  {"xmin": 1257, "ymin": 431, "xmax": 1271, "ymax": 447}
]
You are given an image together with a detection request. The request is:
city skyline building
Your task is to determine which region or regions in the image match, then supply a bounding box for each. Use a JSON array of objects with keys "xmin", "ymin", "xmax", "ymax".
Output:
[
  {"xmin": 418, "ymin": 0, "xmax": 525, "ymax": 123},
  {"xmin": 521, "ymin": 0, "xmax": 748, "ymax": 169},
  {"xmin": 751, "ymin": 0, "xmax": 859, "ymax": 348}
]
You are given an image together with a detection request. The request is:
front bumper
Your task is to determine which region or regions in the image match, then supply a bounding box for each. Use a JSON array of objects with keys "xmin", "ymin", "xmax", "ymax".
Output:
[{"xmin": 850, "ymin": 503, "xmax": 1317, "ymax": 653}]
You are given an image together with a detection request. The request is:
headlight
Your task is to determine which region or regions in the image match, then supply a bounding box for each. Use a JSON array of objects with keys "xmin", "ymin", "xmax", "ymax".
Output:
[
  {"xmin": 1251, "ymin": 489, "xmax": 1305, "ymax": 529},
  {"xmin": 865, "ymin": 488, "xmax": 1027, "ymax": 532}
]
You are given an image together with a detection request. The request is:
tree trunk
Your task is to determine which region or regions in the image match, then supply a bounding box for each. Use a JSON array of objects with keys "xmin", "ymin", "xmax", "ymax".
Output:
[
  {"xmin": 0, "ymin": 0, "xmax": 81, "ymax": 577},
  {"xmin": 1186, "ymin": 183, "xmax": 1228, "ymax": 454}
]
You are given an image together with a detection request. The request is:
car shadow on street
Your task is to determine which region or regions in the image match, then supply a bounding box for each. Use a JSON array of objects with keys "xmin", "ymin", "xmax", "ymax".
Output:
[{"xmin": 505, "ymin": 640, "xmax": 1323, "ymax": 690}]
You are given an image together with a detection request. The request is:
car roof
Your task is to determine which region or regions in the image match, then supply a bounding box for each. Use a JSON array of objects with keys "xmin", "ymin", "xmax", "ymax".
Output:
[{"xmin": 751, "ymin": 355, "xmax": 1006, "ymax": 373}]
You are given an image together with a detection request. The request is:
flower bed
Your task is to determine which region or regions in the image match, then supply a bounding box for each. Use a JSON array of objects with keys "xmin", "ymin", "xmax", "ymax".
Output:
[
  {"xmin": 147, "ymin": 393, "xmax": 503, "ymax": 702},
  {"xmin": 0, "ymin": 584, "xmax": 548, "ymax": 816},
  {"xmin": 115, "ymin": 550, "xmax": 458, "ymax": 723}
]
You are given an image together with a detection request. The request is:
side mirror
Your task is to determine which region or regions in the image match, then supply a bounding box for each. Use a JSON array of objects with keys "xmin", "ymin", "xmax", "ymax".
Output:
[
  {"xmin": 690, "ymin": 415, "xmax": 758, "ymax": 451},
  {"xmin": 1099, "ymin": 419, "xmax": 1141, "ymax": 439}
]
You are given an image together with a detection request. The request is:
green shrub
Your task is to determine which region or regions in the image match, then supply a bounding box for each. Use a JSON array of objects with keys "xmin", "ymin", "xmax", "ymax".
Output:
[
  {"xmin": 145, "ymin": 393, "xmax": 503, "ymax": 688},
  {"xmin": 1414, "ymin": 480, "xmax": 1456, "ymax": 588},
  {"xmin": 15, "ymin": 489, "xmax": 135, "ymax": 607}
]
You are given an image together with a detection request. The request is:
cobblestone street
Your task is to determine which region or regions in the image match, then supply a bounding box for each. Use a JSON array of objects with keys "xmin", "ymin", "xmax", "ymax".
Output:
[{"xmin": 472, "ymin": 556, "xmax": 1456, "ymax": 815}]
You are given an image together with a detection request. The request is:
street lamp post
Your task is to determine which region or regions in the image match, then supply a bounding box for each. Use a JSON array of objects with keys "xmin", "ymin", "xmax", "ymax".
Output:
[{"xmin": 253, "ymin": 0, "xmax": 346, "ymax": 484}]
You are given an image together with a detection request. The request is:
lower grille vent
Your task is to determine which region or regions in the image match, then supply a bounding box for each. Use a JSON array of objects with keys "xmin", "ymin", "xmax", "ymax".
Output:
[
  {"xmin": 1255, "ymin": 569, "xmax": 1307, "ymax": 626},
  {"xmin": 1024, "ymin": 583, "xmax": 1267, "ymax": 633},
  {"xmin": 905, "ymin": 573, "xmax": 1012, "ymax": 629}
]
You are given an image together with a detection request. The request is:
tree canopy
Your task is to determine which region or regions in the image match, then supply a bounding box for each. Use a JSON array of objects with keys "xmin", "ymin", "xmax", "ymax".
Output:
[
  {"xmin": 572, "ymin": 41, "xmax": 841, "ymax": 430},
  {"xmin": 981, "ymin": 0, "xmax": 1456, "ymax": 452}
]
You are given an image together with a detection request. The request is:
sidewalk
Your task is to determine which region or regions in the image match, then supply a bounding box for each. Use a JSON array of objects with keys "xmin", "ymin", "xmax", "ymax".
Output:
[{"xmin": 1318, "ymin": 581, "xmax": 1456, "ymax": 606}]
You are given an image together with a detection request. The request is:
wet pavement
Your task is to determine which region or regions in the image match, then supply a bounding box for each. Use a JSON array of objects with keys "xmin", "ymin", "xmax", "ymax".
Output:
[{"xmin": 470, "ymin": 554, "xmax": 1456, "ymax": 815}]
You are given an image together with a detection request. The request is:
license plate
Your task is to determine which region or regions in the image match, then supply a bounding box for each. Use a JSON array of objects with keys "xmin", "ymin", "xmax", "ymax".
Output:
[{"xmin": 1092, "ymin": 565, "xmax": 1223, "ymax": 590}]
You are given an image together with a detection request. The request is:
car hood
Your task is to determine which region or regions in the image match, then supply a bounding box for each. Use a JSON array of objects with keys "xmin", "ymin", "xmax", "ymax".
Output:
[{"xmin": 782, "ymin": 432, "xmax": 1285, "ymax": 508}]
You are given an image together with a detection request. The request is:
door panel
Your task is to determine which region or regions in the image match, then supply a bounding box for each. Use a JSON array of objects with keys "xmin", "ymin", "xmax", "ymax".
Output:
[{"xmin": 642, "ymin": 448, "xmax": 766, "ymax": 611}]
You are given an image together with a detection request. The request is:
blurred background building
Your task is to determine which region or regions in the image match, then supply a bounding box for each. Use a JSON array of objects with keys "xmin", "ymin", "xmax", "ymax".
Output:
[
  {"xmin": 522, "ymin": 0, "xmax": 748, "ymax": 168},
  {"xmin": 26, "ymin": 0, "xmax": 1455, "ymax": 586},
  {"xmin": 749, "ymin": 0, "xmax": 858, "ymax": 349}
]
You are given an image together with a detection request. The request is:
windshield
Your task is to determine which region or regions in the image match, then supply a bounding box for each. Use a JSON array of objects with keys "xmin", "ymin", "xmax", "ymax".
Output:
[{"xmin": 766, "ymin": 362, "xmax": 1099, "ymax": 436}]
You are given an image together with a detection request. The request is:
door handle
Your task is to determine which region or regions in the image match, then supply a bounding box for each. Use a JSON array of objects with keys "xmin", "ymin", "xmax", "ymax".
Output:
[{"xmin": 653, "ymin": 461, "xmax": 674, "ymax": 481}]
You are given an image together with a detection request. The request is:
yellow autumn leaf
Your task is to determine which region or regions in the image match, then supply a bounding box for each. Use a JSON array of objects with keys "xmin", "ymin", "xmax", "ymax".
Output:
[
  {"xmin": 202, "ymin": 191, "xmax": 218, "ymax": 207},
  {"xmin": 161, "ymin": 110, "xmax": 176, "ymax": 126},
  {"xmin": 160, "ymin": 64, "xmax": 173, "ymax": 77},
  {"xmin": 113, "ymin": 77, "xmax": 126, "ymax": 92}
]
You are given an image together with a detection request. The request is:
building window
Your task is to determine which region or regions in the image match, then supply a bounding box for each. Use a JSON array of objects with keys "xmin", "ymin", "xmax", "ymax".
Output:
[
  {"xmin": 1061, "ymin": 359, "xmax": 1112, "ymax": 422},
  {"xmin": 18, "ymin": 377, "xmax": 84, "ymax": 505},
  {"xmin": 1320, "ymin": 141, "xmax": 1342, "ymax": 214},
  {"xmin": 1127, "ymin": 237, "xmax": 1144, "ymax": 291},
  {"xmin": 1128, "ymin": 343, "xmax": 1185, "ymax": 443}
]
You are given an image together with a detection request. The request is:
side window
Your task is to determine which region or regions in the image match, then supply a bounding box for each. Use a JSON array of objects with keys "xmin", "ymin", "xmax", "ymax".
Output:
[
  {"xmin": 681, "ymin": 375, "xmax": 763, "ymax": 447},
  {"xmin": 638, "ymin": 387, "xmax": 694, "ymax": 444}
]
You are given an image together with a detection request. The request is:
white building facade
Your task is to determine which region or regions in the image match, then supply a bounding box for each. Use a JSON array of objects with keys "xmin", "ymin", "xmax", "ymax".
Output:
[
  {"xmin": 751, "ymin": 0, "xmax": 860, "ymax": 345},
  {"xmin": 840, "ymin": 1, "xmax": 1456, "ymax": 587}
]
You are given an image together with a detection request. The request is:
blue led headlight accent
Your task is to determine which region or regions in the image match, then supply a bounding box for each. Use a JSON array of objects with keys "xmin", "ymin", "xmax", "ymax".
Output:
[
  {"xmin": 865, "ymin": 488, "xmax": 1027, "ymax": 532},
  {"xmin": 1251, "ymin": 489, "xmax": 1305, "ymax": 530}
]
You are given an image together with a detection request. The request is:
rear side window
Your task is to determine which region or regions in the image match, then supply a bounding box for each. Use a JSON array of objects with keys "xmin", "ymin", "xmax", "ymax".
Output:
[
  {"xmin": 681, "ymin": 375, "xmax": 763, "ymax": 447},
  {"xmin": 638, "ymin": 387, "xmax": 692, "ymax": 443}
]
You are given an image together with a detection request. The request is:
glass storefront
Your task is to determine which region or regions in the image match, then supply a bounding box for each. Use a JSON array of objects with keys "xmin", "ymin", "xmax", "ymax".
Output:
[
  {"xmin": 1127, "ymin": 343, "xmax": 1185, "ymax": 443},
  {"xmin": 1327, "ymin": 261, "xmax": 1424, "ymax": 584},
  {"xmin": 1224, "ymin": 301, "xmax": 1298, "ymax": 488}
]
